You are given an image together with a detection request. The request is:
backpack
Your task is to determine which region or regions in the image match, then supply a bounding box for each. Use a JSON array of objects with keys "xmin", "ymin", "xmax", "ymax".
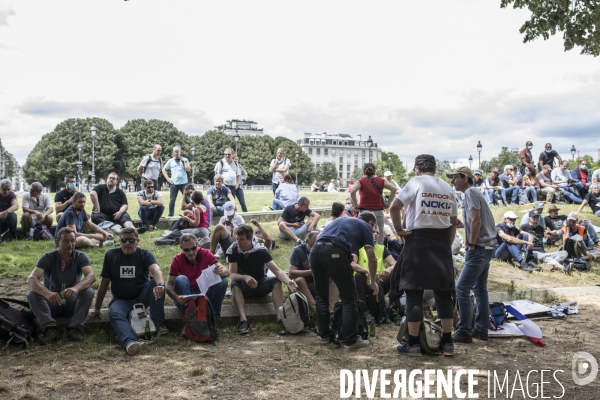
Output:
[
  {"xmin": 489, "ymin": 302, "xmax": 507, "ymax": 330},
  {"xmin": 279, "ymin": 292, "xmax": 310, "ymax": 334},
  {"xmin": 565, "ymin": 258, "xmax": 590, "ymax": 271},
  {"xmin": 396, "ymin": 316, "xmax": 443, "ymax": 356},
  {"xmin": 385, "ymin": 239, "xmax": 404, "ymax": 260},
  {"xmin": 331, "ymin": 300, "xmax": 369, "ymax": 346},
  {"xmin": 0, "ymin": 298, "xmax": 35, "ymax": 350},
  {"xmin": 154, "ymin": 230, "xmax": 183, "ymax": 246},
  {"xmin": 142, "ymin": 154, "xmax": 163, "ymax": 174},
  {"xmin": 365, "ymin": 280, "xmax": 387, "ymax": 325},
  {"xmin": 33, "ymin": 223, "xmax": 53, "ymax": 241},
  {"xmin": 184, "ymin": 296, "xmax": 218, "ymax": 344},
  {"xmin": 560, "ymin": 237, "xmax": 584, "ymax": 259}
]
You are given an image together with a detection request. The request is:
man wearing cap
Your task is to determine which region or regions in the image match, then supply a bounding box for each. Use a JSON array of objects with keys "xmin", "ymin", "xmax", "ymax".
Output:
[
  {"xmin": 391, "ymin": 154, "xmax": 457, "ymax": 357},
  {"xmin": 278, "ymin": 197, "xmax": 321, "ymax": 245},
  {"xmin": 519, "ymin": 201, "xmax": 547, "ymax": 229},
  {"xmin": 494, "ymin": 211, "xmax": 535, "ymax": 272},
  {"xmin": 551, "ymin": 160, "xmax": 583, "ymax": 204},
  {"xmin": 520, "ymin": 141, "xmax": 534, "ymax": 175},
  {"xmin": 560, "ymin": 212, "xmax": 592, "ymax": 248},
  {"xmin": 448, "ymin": 167, "xmax": 496, "ymax": 343},
  {"xmin": 472, "ymin": 169, "xmax": 486, "ymax": 195},
  {"xmin": 209, "ymin": 201, "xmax": 245, "ymax": 256},
  {"xmin": 520, "ymin": 210, "xmax": 569, "ymax": 271},
  {"xmin": 383, "ymin": 171, "xmax": 401, "ymax": 199},
  {"xmin": 538, "ymin": 143, "xmax": 562, "ymax": 172}
]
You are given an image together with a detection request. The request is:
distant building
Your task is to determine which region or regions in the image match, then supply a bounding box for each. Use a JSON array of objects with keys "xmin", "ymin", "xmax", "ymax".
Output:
[
  {"xmin": 223, "ymin": 119, "xmax": 264, "ymax": 137},
  {"xmin": 296, "ymin": 132, "xmax": 383, "ymax": 187},
  {"xmin": 0, "ymin": 139, "xmax": 24, "ymax": 191}
]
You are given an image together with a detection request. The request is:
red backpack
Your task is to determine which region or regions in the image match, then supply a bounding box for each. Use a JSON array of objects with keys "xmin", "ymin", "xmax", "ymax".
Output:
[{"xmin": 184, "ymin": 296, "xmax": 218, "ymax": 344}]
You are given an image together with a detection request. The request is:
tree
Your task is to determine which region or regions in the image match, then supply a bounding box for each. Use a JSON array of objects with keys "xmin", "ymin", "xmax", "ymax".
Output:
[
  {"xmin": 486, "ymin": 147, "xmax": 521, "ymax": 172},
  {"xmin": 191, "ymin": 130, "xmax": 242, "ymax": 185},
  {"xmin": 501, "ymin": 0, "xmax": 600, "ymax": 56},
  {"xmin": 374, "ymin": 152, "xmax": 408, "ymax": 185},
  {"xmin": 351, "ymin": 167, "xmax": 363, "ymax": 181},
  {"xmin": 315, "ymin": 162, "xmax": 338, "ymax": 182},
  {"xmin": 23, "ymin": 118, "xmax": 125, "ymax": 191}
]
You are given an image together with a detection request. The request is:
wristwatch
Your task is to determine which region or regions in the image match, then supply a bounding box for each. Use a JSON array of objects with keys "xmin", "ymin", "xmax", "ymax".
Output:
[{"xmin": 157, "ymin": 283, "xmax": 165, "ymax": 287}]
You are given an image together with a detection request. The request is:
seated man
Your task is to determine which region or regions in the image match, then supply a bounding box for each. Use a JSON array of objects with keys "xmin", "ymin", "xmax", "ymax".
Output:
[
  {"xmin": 22, "ymin": 182, "xmax": 53, "ymax": 239},
  {"xmin": 206, "ymin": 175, "xmax": 235, "ymax": 218},
  {"xmin": 520, "ymin": 210, "xmax": 569, "ymax": 272},
  {"xmin": 0, "ymin": 178, "xmax": 18, "ymax": 241},
  {"xmin": 498, "ymin": 165, "xmax": 520, "ymax": 205},
  {"xmin": 165, "ymin": 233, "xmax": 230, "ymax": 321},
  {"xmin": 55, "ymin": 192, "xmax": 114, "ymax": 248},
  {"xmin": 472, "ymin": 169, "xmax": 486, "ymax": 196},
  {"xmin": 538, "ymin": 165, "xmax": 558, "ymax": 203},
  {"xmin": 560, "ymin": 212, "xmax": 593, "ymax": 250},
  {"xmin": 137, "ymin": 179, "xmax": 165, "ymax": 231},
  {"xmin": 278, "ymin": 197, "xmax": 321, "ymax": 245},
  {"xmin": 26, "ymin": 227, "xmax": 95, "ymax": 344},
  {"xmin": 519, "ymin": 201, "xmax": 546, "ymax": 229},
  {"xmin": 228, "ymin": 224, "xmax": 298, "ymax": 335},
  {"xmin": 551, "ymin": 160, "xmax": 583, "ymax": 204},
  {"xmin": 494, "ymin": 211, "xmax": 535, "ymax": 272},
  {"xmin": 90, "ymin": 172, "xmax": 144, "ymax": 233},
  {"xmin": 54, "ymin": 174, "xmax": 79, "ymax": 223},
  {"xmin": 289, "ymin": 231, "xmax": 339, "ymax": 315},
  {"xmin": 86, "ymin": 227, "xmax": 166, "ymax": 355},
  {"xmin": 209, "ymin": 201, "xmax": 245, "ymax": 255},
  {"xmin": 323, "ymin": 202, "xmax": 345, "ymax": 229},
  {"xmin": 570, "ymin": 160, "xmax": 592, "ymax": 199},
  {"xmin": 352, "ymin": 225, "xmax": 396, "ymax": 311}
]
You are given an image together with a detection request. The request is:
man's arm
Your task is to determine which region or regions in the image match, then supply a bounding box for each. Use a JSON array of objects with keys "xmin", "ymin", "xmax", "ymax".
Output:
[
  {"xmin": 148, "ymin": 264, "xmax": 165, "ymax": 299},
  {"xmin": 350, "ymin": 253, "xmax": 368, "ymax": 274},
  {"xmin": 350, "ymin": 180, "xmax": 361, "ymax": 210},
  {"xmin": 138, "ymin": 195, "xmax": 152, "ymax": 207},
  {"xmin": 184, "ymin": 158, "xmax": 191, "ymax": 172},
  {"xmin": 69, "ymin": 222, "xmax": 102, "ymax": 241},
  {"xmin": 89, "ymin": 190, "xmax": 101, "ymax": 213},
  {"xmin": 363, "ymin": 246, "xmax": 379, "ymax": 296},
  {"xmin": 307, "ymin": 211, "xmax": 321, "ymax": 228},
  {"xmin": 498, "ymin": 230, "xmax": 530, "ymax": 245},
  {"xmin": 64, "ymin": 266, "xmax": 95, "ymax": 299},
  {"xmin": 162, "ymin": 165, "xmax": 173, "ymax": 184},
  {"xmin": 556, "ymin": 154, "xmax": 563, "ymax": 166},
  {"xmin": 165, "ymin": 274, "xmax": 186, "ymax": 305},
  {"xmin": 137, "ymin": 164, "xmax": 144, "ymax": 177},
  {"xmin": 41, "ymin": 204, "xmax": 54, "ymax": 220},
  {"xmin": 229, "ymin": 261, "xmax": 257, "ymax": 289},
  {"xmin": 250, "ymin": 219, "xmax": 271, "ymax": 250},
  {"xmin": 265, "ymin": 260, "xmax": 297, "ymax": 292},
  {"xmin": 87, "ymin": 277, "xmax": 110, "ymax": 321},
  {"xmin": 26, "ymin": 267, "xmax": 62, "ymax": 305},
  {"xmin": 181, "ymin": 194, "xmax": 193, "ymax": 211},
  {"xmin": 577, "ymin": 199, "xmax": 589, "ymax": 214},
  {"xmin": 0, "ymin": 198, "xmax": 18, "ymax": 220},
  {"xmin": 467, "ymin": 209, "xmax": 481, "ymax": 249},
  {"xmin": 450, "ymin": 216, "xmax": 458, "ymax": 243},
  {"xmin": 288, "ymin": 263, "xmax": 312, "ymax": 279}
]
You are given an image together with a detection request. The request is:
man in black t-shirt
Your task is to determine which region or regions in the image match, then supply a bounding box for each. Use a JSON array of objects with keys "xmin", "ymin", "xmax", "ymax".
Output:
[
  {"xmin": 278, "ymin": 197, "xmax": 321, "ymax": 245},
  {"xmin": 86, "ymin": 228, "xmax": 166, "ymax": 355},
  {"xmin": 54, "ymin": 174, "xmax": 79, "ymax": 223},
  {"xmin": 578, "ymin": 183, "xmax": 600, "ymax": 218},
  {"xmin": 538, "ymin": 143, "xmax": 563, "ymax": 172},
  {"xmin": 90, "ymin": 172, "xmax": 145, "ymax": 233},
  {"xmin": 227, "ymin": 224, "xmax": 298, "ymax": 335},
  {"xmin": 521, "ymin": 211, "xmax": 569, "ymax": 271},
  {"xmin": 494, "ymin": 211, "xmax": 535, "ymax": 272}
]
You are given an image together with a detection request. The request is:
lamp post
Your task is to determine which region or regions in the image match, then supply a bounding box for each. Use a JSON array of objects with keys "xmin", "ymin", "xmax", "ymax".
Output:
[
  {"xmin": 90, "ymin": 124, "xmax": 97, "ymax": 187},
  {"xmin": 366, "ymin": 136, "xmax": 373, "ymax": 148},
  {"xmin": 468, "ymin": 155, "xmax": 473, "ymax": 169},
  {"xmin": 477, "ymin": 141, "xmax": 482, "ymax": 168},
  {"xmin": 452, "ymin": 160, "xmax": 456, "ymax": 170},
  {"xmin": 190, "ymin": 146, "xmax": 196, "ymax": 184},
  {"xmin": 295, "ymin": 149, "xmax": 299, "ymax": 184},
  {"xmin": 388, "ymin": 154, "xmax": 391, "ymax": 169},
  {"xmin": 233, "ymin": 131, "xmax": 240, "ymax": 155},
  {"xmin": 570, "ymin": 145, "xmax": 576, "ymax": 162},
  {"xmin": 77, "ymin": 142, "xmax": 83, "ymax": 190}
]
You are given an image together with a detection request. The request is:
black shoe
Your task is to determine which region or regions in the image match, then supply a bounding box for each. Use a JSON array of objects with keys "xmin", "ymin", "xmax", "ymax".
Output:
[
  {"xmin": 238, "ymin": 320, "xmax": 249, "ymax": 334},
  {"xmin": 277, "ymin": 320, "xmax": 287, "ymax": 335},
  {"xmin": 527, "ymin": 261, "xmax": 542, "ymax": 271},
  {"xmin": 453, "ymin": 330, "xmax": 473, "ymax": 343},
  {"xmin": 67, "ymin": 326, "xmax": 84, "ymax": 342},
  {"xmin": 519, "ymin": 261, "xmax": 534, "ymax": 273},
  {"xmin": 137, "ymin": 226, "xmax": 147, "ymax": 234},
  {"xmin": 39, "ymin": 327, "xmax": 59, "ymax": 345},
  {"xmin": 472, "ymin": 328, "xmax": 489, "ymax": 341}
]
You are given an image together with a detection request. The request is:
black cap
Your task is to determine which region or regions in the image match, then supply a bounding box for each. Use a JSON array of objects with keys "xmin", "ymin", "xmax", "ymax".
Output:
[{"xmin": 529, "ymin": 210, "xmax": 540, "ymax": 217}]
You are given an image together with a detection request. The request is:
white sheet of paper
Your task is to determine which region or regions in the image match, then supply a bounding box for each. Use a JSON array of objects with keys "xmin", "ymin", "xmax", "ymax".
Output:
[
  {"xmin": 182, "ymin": 294, "xmax": 202, "ymax": 299},
  {"xmin": 196, "ymin": 264, "xmax": 222, "ymax": 296}
]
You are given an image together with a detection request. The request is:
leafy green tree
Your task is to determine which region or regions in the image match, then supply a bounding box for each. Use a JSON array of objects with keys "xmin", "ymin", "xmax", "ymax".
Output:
[
  {"xmin": 501, "ymin": 0, "xmax": 600, "ymax": 56},
  {"xmin": 351, "ymin": 167, "xmax": 363, "ymax": 181},
  {"xmin": 374, "ymin": 152, "xmax": 408, "ymax": 185},
  {"xmin": 190, "ymin": 130, "xmax": 241, "ymax": 185},
  {"xmin": 486, "ymin": 147, "xmax": 521, "ymax": 172},
  {"xmin": 569, "ymin": 154, "xmax": 595, "ymax": 170},
  {"xmin": 316, "ymin": 162, "xmax": 338, "ymax": 182},
  {"xmin": 23, "ymin": 118, "xmax": 125, "ymax": 191}
]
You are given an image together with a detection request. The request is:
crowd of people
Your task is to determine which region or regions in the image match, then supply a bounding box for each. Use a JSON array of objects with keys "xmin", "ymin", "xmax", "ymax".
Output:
[{"xmin": 1, "ymin": 142, "xmax": 599, "ymax": 357}]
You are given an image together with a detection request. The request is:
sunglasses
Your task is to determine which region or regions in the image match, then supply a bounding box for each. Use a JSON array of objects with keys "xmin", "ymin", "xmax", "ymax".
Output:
[
  {"xmin": 182, "ymin": 247, "xmax": 197, "ymax": 252},
  {"xmin": 146, "ymin": 186, "xmax": 154, "ymax": 188},
  {"xmin": 120, "ymin": 237, "xmax": 137, "ymax": 244}
]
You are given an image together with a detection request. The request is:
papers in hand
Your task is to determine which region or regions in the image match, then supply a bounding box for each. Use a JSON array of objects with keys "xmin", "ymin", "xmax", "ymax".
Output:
[{"xmin": 195, "ymin": 264, "xmax": 222, "ymax": 296}]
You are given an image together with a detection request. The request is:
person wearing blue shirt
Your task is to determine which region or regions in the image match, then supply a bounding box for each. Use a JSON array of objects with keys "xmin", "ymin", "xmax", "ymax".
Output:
[{"xmin": 161, "ymin": 146, "xmax": 191, "ymax": 217}]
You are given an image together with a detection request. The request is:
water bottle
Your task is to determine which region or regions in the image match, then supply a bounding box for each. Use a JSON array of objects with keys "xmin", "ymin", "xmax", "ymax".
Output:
[
  {"xmin": 144, "ymin": 320, "xmax": 151, "ymax": 340},
  {"xmin": 61, "ymin": 283, "xmax": 66, "ymax": 305}
]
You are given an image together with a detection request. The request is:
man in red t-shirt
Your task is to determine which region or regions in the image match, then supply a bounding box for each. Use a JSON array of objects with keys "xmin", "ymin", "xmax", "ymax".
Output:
[{"xmin": 165, "ymin": 233, "xmax": 230, "ymax": 320}]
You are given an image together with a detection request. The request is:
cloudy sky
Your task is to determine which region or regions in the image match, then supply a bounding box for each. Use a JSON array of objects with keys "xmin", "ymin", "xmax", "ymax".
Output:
[{"xmin": 1, "ymin": 0, "xmax": 599, "ymax": 169}]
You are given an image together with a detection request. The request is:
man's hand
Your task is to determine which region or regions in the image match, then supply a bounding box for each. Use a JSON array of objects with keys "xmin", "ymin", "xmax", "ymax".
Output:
[
  {"xmin": 167, "ymin": 178, "xmax": 174, "ymax": 185},
  {"xmin": 177, "ymin": 295, "xmax": 188, "ymax": 305},
  {"xmin": 104, "ymin": 232, "xmax": 114, "ymax": 240},
  {"xmin": 289, "ymin": 222, "xmax": 301, "ymax": 228},
  {"xmin": 213, "ymin": 264, "xmax": 226, "ymax": 276},
  {"xmin": 244, "ymin": 276, "xmax": 258, "ymax": 289},
  {"xmin": 287, "ymin": 280, "xmax": 298, "ymax": 292},
  {"xmin": 63, "ymin": 287, "xmax": 79, "ymax": 299},
  {"xmin": 370, "ymin": 280, "xmax": 379, "ymax": 296},
  {"xmin": 34, "ymin": 210, "xmax": 43, "ymax": 219},
  {"xmin": 46, "ymin": 291, "xmax": 62, "ymax": 306},
  {"xmin": 396, "ymin": 229, "xmax": 413, "ymax": 237},
  {"xmin": 152, "ymin": 285, "xmax": 164, "ymax": 299},
  {"xmin": 249, "ymin": 219, "xmax": 260, "ymax": 227},
  {"xmin": 113, "ymin": 211, "xmax": 123, "ymax": 220},
  {"xmin": 0, "ymin": 211, "xmax": 6, "ymax": 219},
  {"xmin": 86, "ymin": 309, "xmax": 101, "ymax": 322},
  {"xmin": 525, "ymin": 242, "xmax": 533, "ymax": 250},
  {"xmin": 210, "ymin": 204, "xmax": 216, "ymax": 211}
]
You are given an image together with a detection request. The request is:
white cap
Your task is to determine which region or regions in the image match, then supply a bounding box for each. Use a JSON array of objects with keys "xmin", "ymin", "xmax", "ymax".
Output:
[
  {"xmin": 503, "ymin": 211, "xmax": 518, "ymax": 219},
  {"xmin": 223, "ymin": 201, "xmax": 236, "ymax": 216},
  {"xmin": 567, "ymin": 211, "xmax": 578, "ymax": 221},
  {"xmin": 384, "ymin": 171, "xmax": 393, "ymax": 177}
]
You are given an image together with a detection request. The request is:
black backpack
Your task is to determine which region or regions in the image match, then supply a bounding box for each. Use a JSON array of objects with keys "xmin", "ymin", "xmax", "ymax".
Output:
[
  {"xmin": 154, "ymin": 230, "xmax": 183, "ymax": 246},
  {"xmin": 365, "ymin": 280, "xmax": 387, "ymax": 325},
  {"xmin": 0, "ymin": 298, "xmax": 35, "ymax": 350},
  {"xmin": 33, "ymin": 223, "xmax": 53, "ymax": 241},
  {"xmin": 142, "ymin": 154, "xmax": 163, "ymax": 174},
  {"xmin": 331, "ymin": 300, "xmax": 369, "ymax": 346}
]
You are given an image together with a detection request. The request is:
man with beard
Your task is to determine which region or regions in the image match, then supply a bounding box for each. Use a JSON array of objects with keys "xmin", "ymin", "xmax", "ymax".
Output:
[
  {"xmin": 90, "ymin": 172, "xmax": 144, "ymax": 232},
  {"xmin": 55, "ymin": 192, "xmax": 114, "ymax": 248}
]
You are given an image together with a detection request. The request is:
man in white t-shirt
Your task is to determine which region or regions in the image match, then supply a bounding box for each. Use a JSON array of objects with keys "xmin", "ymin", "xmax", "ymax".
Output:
[
  {"xmin": 137, "ymin": 144, "xmax": 163, "ymax": 191},
  {"xmin": 390, "ymin": 154, "xmax": 457, "ymax": 357},
  {"xmin": 592, "ymin": 169, "xmax": 600, "ymax": 184},
  {"xmin": 551, "ymin": 160, "xmax": 582, "ymax": 204},
  {"xmin": 269, "ymin": 148, "xmax": 291, "ymax": 195},
  {"xmin": 22, "ymin": 182, "xmax": 54, "ymax": 239},
  {"xmin": 214, "ymin": 147, "xmax": 242, "ymax": 200}
]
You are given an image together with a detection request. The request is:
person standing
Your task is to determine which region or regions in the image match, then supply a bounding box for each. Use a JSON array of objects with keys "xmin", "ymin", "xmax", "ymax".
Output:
[
  {"xmin": 162, "ymin": 146, "xmax": 191, "ymax": 217},
  {"xmin": 538, "ymin": 143, "xmax": 562, "ymax": 172},
  {"xmin": 232, "ymin": 154, "xmax": 248, "ymax": 212},
  {"xmin": 137, "ymin": 144, "xmax": 163, "ymax": 191},
  {"xmin": 447, "ymin": 167, "xmax": 496, "ymax": 344},
  {"xmin": 519, "ymin": 141, "xmax": 534, "ymax": 175},
  {"xmin": 309, "ymin": 212, "xmax": 379, "ymax": 349},
  {"xmin": 390, "ymin": 154, "xmax": 458, "ymax": 357},
  {"xmin": 269, "ymin": 148, "xmax": 291, "ymax": 195},
  {"xmin": 214, "ymin": 148, "xmax": 247, "ymax": 212}
]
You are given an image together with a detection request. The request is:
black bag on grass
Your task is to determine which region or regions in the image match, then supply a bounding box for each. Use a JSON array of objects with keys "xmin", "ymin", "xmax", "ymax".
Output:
[
  {"xmin": 365, "ymin": 280, "xmax": 387, "ymax": 325},
  {"xmin": 0, "ymin": 298, "xmax": 35, "ymax": 350},
  {"xmin": 331, "ymin": 300, "xmax": 369, "ymax": 345}
]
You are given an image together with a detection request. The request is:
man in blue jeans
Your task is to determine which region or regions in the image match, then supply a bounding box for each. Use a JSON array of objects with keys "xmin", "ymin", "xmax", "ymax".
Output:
[
  {"xmin": 165, "ymin": 233, "xmax": 229, "ymax": 323},
  {"xmin": 498, "ymin": 165, "xmax": 520, "ymax": 205},
  {"xmin": 86, "ymin": 227, "xmax": 167, "ymax": 355},
  {"xmin": 448, "ymin": 167, "xmax": 497, "ymax": 343},
  {"xmin": 494, "ymin": 211, "xmax": 535, "ymax": 273},
  {"xmin": 162, "ymin": 145, "xmax": 191, "ymax": 217},
  {"xmin": 136, "ymin": 179, "xmax": 165, "ymax": 231}
]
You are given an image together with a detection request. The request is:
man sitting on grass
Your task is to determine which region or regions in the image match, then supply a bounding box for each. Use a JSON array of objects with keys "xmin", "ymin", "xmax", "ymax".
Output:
[
  {"xmin": 136, "ymin": 179, "xmax": 165, "ymax": 232},
  {"xmin": 278, "ymin": 197, "xmax": 321, "ymax": 245},
  {"xmin": 494, "ymin": 211, "xmax": 536, "ymax": 273},
  {"xmin": 209, "ymin": 201, "xmax": 245, "ymax": 257},
  {"xmin": 520, "ymin": 210, "xmax": 569, "ymax": 272},
  {"xmin": 227, "ymin": 224, "xmax": 298, "ymax": 335}
]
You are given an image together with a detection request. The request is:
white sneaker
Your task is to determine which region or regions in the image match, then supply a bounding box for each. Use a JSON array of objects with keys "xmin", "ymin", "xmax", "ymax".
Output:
[
  {"xmin": 344, "ymin": 336, "xmax": 370, "ymax": 349},
  {"xmin": 126, "ymin": 341, "xmax": 145, "ymax": 355},
  {"xmin": 100, "ymin": 240, "xmax": 114, "ymax": 247}
]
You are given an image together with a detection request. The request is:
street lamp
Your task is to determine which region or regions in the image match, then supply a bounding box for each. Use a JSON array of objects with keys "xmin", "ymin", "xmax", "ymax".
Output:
[
  {"xmin": 366, "ymin": 136, "xmax": 373, "ymax": 148},
  {"xmin": 295, "ymin": 150, "xmax": 299, "ymax": 184},
  {"xmin": 190, "ymin": 146, "xmax": 196, "ymax": 184},
  {"xmin": 388, "ymin": 154, "xmax": 391, "ymax": 169},
  {"xmin": 570, "ymin": 145, "xmax": 576, "ymax": 162},
  {"xmin": 77, "ymin": 142, "xmax": 83, "ymax": 189},
  {"xmin": 477, "ymin": 141, "xmax": 482, "ymax": 168},
  {"xmin": 233, "ymin": 131, "xmax": 240, "ymax": 155},
  {"xmin": 452, "ymin": 160, "xmax": 456, "ymax": 170},
  {"xmin": 90, "ymin": 124, "xmax": 97, "ymax": 187},
  {"xmin": 468, "ymin": 155, "xmax": 473, "ymax": 169}
]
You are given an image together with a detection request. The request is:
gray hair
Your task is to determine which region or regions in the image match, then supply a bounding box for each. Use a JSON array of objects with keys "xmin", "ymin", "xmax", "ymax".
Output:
[
  {"xmin": 30, "ymin": 182, "xmax": 43, "ymax": 192},
  {"xmin": 225, "ymin": 147, "xmax": 235, "ymax": 154},
  {"xmin": 503, "ymin": 165, "xmax": 513, "ymax": 173},
  {"xmin": 277, "ymin": 148, "xmax": 285, "ymax": 154},
  {"xmin": 214, "ymin": 174, "xmax": 223, "ymax": 182},
  {"xmin": 591, "ymin": 183, "xmax": 600, "ymax": 191},
  {"xmin": 180, "ymin": 233, "xmax": 197, "ymax": 246},
  {"xmin": 173, "ymin": 146, "xmax": 181, "ymax": 154},
  {"xmin": 0, "ymin": 179, "xmax": 11, "ymax": 189}
]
